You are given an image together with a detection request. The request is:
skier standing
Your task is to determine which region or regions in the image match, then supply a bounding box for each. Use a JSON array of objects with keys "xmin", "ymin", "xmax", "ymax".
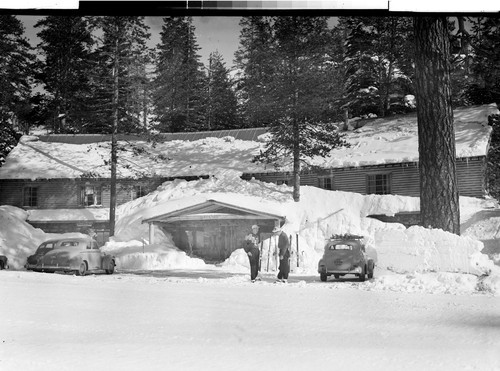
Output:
[
  {"xmin": 273, "ymin": 226, "xmax": 290, "ymax": 283},
  {"xmin": 244, "ymin": 224, "xmax": 261, "ymax": 282}
]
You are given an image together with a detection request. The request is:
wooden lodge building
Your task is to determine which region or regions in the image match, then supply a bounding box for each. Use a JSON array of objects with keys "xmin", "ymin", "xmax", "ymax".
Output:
[{"xmin": 0, "ymin": 103, "xmax": 498, "ymax": 259}]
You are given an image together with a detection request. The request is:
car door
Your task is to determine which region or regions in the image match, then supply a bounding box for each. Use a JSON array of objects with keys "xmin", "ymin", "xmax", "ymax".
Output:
[
  {"xmin": 41, "ymin": 242, "xmax": 58, "ymax": 268},
  {"xmin": 84, "ymin": 239, "xmax": 102, "ymax": 270},
  {"xmin": 57, "ymin": 240, "xmax": 80, "ymax": 268}
]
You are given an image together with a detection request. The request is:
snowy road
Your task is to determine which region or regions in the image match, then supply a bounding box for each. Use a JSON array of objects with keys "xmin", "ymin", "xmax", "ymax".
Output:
[{"xmin": 1, "ymin": 270, "xmax": 499, "ymax": 371}]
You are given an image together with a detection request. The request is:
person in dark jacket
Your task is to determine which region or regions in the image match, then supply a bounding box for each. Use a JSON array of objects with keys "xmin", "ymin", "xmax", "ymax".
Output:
[
  {"xmin": 273, "ymin": 226, "xmax": 290, "ymax": 283},
  {"xmin": 244, "ymin": 224, "xmax": 261, "ymax": 282}
]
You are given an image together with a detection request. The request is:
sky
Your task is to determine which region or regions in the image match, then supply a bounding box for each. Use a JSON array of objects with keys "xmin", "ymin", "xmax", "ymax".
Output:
[{"xmin": 18, "ymin": 15, "xmax": 244, "ymax": 68}]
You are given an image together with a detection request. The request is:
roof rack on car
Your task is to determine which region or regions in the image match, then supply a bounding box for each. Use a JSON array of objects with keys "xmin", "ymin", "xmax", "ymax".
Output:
[{"xmin": 328, "ymin": 234, "xmax": 364, "ymax": 240}]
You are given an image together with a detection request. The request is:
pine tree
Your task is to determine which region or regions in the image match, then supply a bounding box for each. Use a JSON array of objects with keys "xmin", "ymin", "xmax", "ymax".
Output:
[
  {"xmin": 254, "ymin": 16, "xmax": 349, "ymax": 202},
  {"xmin": 340, "ymin": 16, "xmax": 414, "ymax": 118},
  {"xmin": 465, "ymin": 17, "xmax": 500, "ymax": 105},
  {"xmin": 414, "ymin": 16, "xmax": 460, "ymax": 235},
  {"xmin": 34, "ymin": 16, "xmax": 94, "ymax": 133},
  {"xmin": 0, "ymin": 15, "xmax": 34, "ymax": 128},
  {"xmin": 234, "ymin": 16, "xmax": 276, "ymax": 128},
  {"xmin": 87, "ymin": 16, "xmax": 150, "ymax": 236},
  {"xmin": 152, "ymin": 17, "xmax": 206, "ymax": 132},
  {"xmin": 88, "ymin": 16, "xmax": 151, "ymax": 134},
  {"xmin": 206, "ymin": 51, "xmax": 238, "ymax": 130}
]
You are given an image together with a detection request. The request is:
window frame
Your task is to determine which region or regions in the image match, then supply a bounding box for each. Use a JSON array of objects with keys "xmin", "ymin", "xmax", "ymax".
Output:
[
  {"xmin": 366, "ymin": 172, "xmax": 392, "ymax": 195},
  {"xmin": 23, "ymin": 186, "xmax": 39, "ymax": 207},
  {"xmin": 81, "ymin": 184, "xmax": 102, "ymax": 207},
  {"xmin": 131, "ymin": 185, "xmax": 147, "ymax": 200},
  {"xmin": 318, "ymin": 175, "xmax": 334, "ymax": 190}
]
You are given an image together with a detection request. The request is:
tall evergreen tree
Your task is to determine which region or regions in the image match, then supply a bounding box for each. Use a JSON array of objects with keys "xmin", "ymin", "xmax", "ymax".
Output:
[
  {"xmin": 414, "ymin": 16, "xmax": 460, "ymax": 235},
  {"xmin": 88, "ymin": 16, "xmax": 151, "ymax": 134},
  {"xmin": 152, "ymin": 17, "xmax": 206, "ymax": 132},
  {"xmin": 88, "ymin": 16, "xmax": 150, "ymax": 236},
  {"xmin": 35, "ymin": 16, "xmax": 94, "ymax": 133},
  {"xmin": 206, "ymin": 51, "xmax": 238, "ymax": 130},
  {"xmin": 234, "ymin": 16, "xmax": 276, "ymax": 127},
  {"xmin": 465, "ymin": 17, "xmax": 500, "ymax": 105},
  {"xmin": 340, "ymin": 16, "xmax": 414, "ymax": 118},
  {"xmin": 254, "ymin": 16, "xmax": 349, "ymax": 202},
  {"xmin": 0, "ymin": 15, "xmax": 34, "ymax": 128}
]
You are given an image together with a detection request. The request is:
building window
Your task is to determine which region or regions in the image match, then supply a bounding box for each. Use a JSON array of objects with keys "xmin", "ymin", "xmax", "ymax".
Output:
[
  {"xmin": 23, "ymin": 187, "xmax": 38, "ymax": 207},
  {"xmin": 277, "ymin": 179, "xmax": 289, "ymax": 186},
  {"xmin": 131, "ymin": 185, "xmax": 147, "ymax": 200},
  {"xmin": 367, "ymin": 173, "xmax": 391, "ymax": 195},
  {"xmin": 318, "ymin": 176, "xmax": 334, "ymax": 190},
  {"xmin": 81, "ymin": 185, "xmax": 102, "ymax": 206}
]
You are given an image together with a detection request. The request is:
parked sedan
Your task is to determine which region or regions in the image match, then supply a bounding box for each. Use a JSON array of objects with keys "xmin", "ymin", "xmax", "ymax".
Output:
[
  {"xmin": 318, "ymin": 234, "xmax": 375, "ymax": 282},
  {"xmin": 26, "ymin": 237, "xmax": 115, "ymax": 276}
]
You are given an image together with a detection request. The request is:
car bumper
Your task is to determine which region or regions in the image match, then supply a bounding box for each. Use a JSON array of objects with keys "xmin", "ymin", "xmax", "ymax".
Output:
[{"xmin": 318, "ymin": 266, "xmax": 363, "ymax": 275}]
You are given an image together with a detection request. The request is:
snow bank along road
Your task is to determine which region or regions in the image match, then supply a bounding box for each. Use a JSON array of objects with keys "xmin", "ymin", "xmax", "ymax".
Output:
[{"xmin": 0, "ymin": 270, "xmax": 499, "ymax": 371}]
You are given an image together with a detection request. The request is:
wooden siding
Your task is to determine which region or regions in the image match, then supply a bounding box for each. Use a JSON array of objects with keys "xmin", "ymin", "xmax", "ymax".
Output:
[
  {"xmin": 247, "ymin": 157, "xmax": 486, "ymax": 198},
  {"xmin": 0, "ymin": 178, "xmax": 165, "ymax": 209},
  {"xmin": 0, "ymin": 157, "xmax": 487, "ymax": 211}
]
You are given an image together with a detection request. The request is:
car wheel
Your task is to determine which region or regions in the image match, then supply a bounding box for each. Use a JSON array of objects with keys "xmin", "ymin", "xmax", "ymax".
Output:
[
  {"xmin": 358, "ymin": 266, "xmax": 366, "ymax": 282},
  {"xmin": 0, "ymin": 262, "xmax": 4, "ymax": 270},
  {"xmin": 368, "ymin": 263, "xmax": 374, "ymax": 279},
  {"xmin": 333, "ymin": 274, "xmax": 340, "ymax": 279},
  {"xmin": 77, "ymin": 262, "xmax": 87, "ymax": 276},
  {"xmin": 320, "ymin": 273, "xmax": 327, "ymax": 282},
  {"xmin": 105, "ymin": 260, "xmax": 115, "ymax": 275}
]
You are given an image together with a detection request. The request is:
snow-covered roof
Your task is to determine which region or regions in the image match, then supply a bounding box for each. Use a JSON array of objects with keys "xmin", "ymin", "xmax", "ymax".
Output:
[
  {"xmin": 0, "ymin": 104, "xmax": 497, "ymax": 181},
  {"xmin": 142, "ymin": 194, "xmax": 286, "ymax": 224}
]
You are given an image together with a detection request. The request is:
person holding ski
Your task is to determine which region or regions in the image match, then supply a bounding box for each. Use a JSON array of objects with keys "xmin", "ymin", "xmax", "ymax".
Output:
[
  {"xmin": 273, "ymin": 226, "xmax": 290, "ymax": 283},
  {"xmin": 244, "ymin": 224, "xmax": 261, "ymax": 282}
]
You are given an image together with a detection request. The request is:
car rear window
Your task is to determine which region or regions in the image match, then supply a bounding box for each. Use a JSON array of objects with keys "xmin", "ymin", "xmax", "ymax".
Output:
[
  {"xmin": 60, "ymin": 241, "xmax": 79, "ymax": 247},
  {"xmin": 329, "ymin": 244, "xmax": 353, "ymax": 250},
  {"xmin": 36, "ymin": 242, "xmax": 55, "ymax": 253}
]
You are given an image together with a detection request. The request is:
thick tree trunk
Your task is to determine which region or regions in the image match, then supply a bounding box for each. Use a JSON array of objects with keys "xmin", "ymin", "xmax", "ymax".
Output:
[
  {"xmin": 109, "ymin": 36, "xmax": 119, "ymax": 237},
  {"xmin": 414, "ymin": 17, "xmax": 460, "ymax": 234},
  {"xmin": 293, "ymin": 118, "xmax": 300, "ymax": 202}
]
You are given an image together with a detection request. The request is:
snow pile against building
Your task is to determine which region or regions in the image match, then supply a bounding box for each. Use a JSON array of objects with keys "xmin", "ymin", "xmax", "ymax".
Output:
[{"xmin": 1, "ymin": 170, "xmax": 499, "ymax": 295}]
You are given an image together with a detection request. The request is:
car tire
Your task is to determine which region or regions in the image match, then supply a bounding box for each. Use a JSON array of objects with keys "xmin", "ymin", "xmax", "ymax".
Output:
[
  {"xmin": 320, "ymin": 273, "xmax": 327, "ymax": 282},
  {"xmin": 358, "ymin": 266, "xmax": 366, "ymax": 282},
  {"xmin": 368, "ymin": 263, "xmax": 374, "ymax": 279},
  {"xmin": 334, "ymin": 274, "xmax": 340, "ymax": 279},
  {"xmin": 77, "ymin": 262, "xmax": 87, "ymax": 276},
  {"xmin": 0, "ymin": 262, "xmax": 4, "ymax": 270},
  {"xmin": 105, "ymin": 260, "xmax": 115, "ymax": 275}
]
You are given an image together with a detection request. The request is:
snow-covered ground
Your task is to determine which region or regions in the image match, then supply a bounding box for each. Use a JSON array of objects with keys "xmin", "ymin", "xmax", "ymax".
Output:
[{"xmin": 1, "ymin": 172, "xmax": 500, "ymax": 370}]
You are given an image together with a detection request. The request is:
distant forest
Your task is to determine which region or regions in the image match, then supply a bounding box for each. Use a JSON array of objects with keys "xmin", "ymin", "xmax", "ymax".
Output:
[{"xmin": 1, "ymin": 15, "xmax": 499, "ymax": 137}]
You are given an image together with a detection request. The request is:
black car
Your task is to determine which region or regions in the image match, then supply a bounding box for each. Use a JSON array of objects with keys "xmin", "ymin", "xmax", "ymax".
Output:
[{"xmin": 318, "ymin": 234, "xmax": 375, "ymax": 282}]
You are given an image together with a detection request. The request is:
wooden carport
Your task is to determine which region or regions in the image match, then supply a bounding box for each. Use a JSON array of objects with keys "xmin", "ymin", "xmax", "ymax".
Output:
[{"xmin": 142, "ymin": 199, "xmax": 286, "ymax": 263}]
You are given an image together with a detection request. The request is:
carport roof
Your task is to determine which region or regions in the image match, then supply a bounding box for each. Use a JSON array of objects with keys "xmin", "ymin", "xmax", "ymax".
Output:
[{"xmin": 142, "ymin": 198, "xmax": 285, "ymax": 224}]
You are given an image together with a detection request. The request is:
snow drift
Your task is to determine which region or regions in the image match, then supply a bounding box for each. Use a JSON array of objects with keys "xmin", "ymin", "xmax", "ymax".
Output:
[{"xmin": 1, "ymin": 171, "xmax": 499, "ymax": 295}]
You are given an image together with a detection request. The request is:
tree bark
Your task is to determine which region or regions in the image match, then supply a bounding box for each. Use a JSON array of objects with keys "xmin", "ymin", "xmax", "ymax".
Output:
[
  {"xmin": 414, "ymin": 17, "xmax": 460, "ymax": 234},
  {"xmin": 109, "ymin": 33, "xmax": 119, "ymax": 237}
]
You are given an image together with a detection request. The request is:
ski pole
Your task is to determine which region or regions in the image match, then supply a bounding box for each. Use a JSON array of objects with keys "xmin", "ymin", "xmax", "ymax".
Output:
[{"xmin": 296, "ymin": 234, "xmax": 299, "ymax": 267}]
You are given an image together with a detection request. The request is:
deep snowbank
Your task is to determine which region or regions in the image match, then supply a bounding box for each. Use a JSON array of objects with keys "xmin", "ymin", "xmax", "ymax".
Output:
[{"xmin": 1, "ymin": 172, "xmax": 499, "ymax": 295}]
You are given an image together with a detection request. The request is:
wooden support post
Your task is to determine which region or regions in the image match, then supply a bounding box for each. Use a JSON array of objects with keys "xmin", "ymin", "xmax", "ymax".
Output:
[{"xmin": 149, "ymin": 223, "xmax": 155, "ymax": 245}]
